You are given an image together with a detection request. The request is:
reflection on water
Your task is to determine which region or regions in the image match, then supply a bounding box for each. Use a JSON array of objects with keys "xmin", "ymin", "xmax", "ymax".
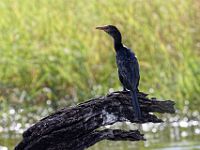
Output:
[
  {"xmin": 88, "ymin": 118, "xmax": 200, "ymax": 150},
  {"xmin": 0, "ymin": 117, "xmax": 200, "ymax": 150},
  {"xmin": 0, "ymin": 109, "xmax": 200, "ymax": 150}
]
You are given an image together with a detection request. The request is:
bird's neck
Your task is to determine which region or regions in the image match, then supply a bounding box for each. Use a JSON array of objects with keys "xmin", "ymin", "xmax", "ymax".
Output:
[
  {"xmin": 113, "ymin": 33, "xmax": 123, "ymax": 51},
  {"xmin": 114, "ymin": 41, "xmax": 123, "ymax": 51}
]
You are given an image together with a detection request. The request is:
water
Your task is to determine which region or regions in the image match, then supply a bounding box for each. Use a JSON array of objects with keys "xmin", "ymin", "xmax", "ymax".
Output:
[
  {"xmin": 88, "ymin": 119, "xmax": 200, "ymax": 150},
  {"xmin": 0, "ymin": 118, "xmax": 199, "ymax": 150}
]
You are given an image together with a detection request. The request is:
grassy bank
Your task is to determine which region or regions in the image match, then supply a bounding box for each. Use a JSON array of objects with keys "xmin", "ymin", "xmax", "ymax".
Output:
[{"xmin": 0, "ymin": 0, "xmax": 199, "ymax": 121}]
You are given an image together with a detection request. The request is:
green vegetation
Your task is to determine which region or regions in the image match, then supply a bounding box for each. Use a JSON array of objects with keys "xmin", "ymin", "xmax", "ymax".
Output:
[{"xmin": 0, "ymin": 0, "xmax": 199, "ymax": 123}]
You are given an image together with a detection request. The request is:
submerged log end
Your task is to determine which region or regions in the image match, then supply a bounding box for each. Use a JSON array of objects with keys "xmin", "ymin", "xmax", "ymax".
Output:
[{"xmin": 66, "ymin": 129, "xmax": 145, "ymax": 150}]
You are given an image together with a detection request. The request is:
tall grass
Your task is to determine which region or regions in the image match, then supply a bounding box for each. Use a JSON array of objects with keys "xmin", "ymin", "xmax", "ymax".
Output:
[{"xmin": 0, "ymin": 0, "xmax": 199, "ymax": 117}]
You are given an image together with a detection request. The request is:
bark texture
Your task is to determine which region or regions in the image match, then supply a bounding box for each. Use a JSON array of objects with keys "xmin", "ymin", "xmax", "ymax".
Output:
[{"xmin": 15, "ymin": 91, "xmax": 175, "ymax": 150}]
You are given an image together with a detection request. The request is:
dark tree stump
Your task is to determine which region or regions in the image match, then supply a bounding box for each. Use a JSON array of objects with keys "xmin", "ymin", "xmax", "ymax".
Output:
[{"xmin": 15, "ymin": 91, "xmax": 175, "ymax": 150}]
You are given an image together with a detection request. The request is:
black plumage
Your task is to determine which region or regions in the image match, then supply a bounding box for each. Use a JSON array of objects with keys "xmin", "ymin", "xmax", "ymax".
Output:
[{"xmin": 96, "ymin": 25, "xmax": 142, "ymax": 119}]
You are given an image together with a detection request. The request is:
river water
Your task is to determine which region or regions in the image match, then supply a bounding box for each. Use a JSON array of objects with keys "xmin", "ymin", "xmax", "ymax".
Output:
[{"xmin": 0, "ymin": 117, "xmax": 199, "ymax": 150}]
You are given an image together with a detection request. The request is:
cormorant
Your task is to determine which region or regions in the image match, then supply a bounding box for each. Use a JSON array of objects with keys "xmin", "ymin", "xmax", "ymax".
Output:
[{"xmin": 96, "ymin": 25, "xmax": 142, "ymax": 119}]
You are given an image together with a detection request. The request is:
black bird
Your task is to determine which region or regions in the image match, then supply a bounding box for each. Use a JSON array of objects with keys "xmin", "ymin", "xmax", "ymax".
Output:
[{"xmin": 96, "ymin": 25, "xmax": 142, "ymax": 119}]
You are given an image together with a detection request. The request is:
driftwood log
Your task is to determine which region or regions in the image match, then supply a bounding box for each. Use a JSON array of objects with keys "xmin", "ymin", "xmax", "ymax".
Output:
[{"xmin": 15, "ymin": 91, "xmax": 175, "ymax": 150}]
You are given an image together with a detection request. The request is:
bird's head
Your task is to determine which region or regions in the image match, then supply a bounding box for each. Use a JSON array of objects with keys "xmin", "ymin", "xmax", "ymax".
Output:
[{"xmin": 96, "ymin": 25, "xmax": 121, "ymax": 40}]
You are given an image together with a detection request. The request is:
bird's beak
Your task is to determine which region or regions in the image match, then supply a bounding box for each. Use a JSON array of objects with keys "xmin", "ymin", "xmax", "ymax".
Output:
[{"xmin": 96, "ymin": 26, "xmax": 108, "ymax": 31}]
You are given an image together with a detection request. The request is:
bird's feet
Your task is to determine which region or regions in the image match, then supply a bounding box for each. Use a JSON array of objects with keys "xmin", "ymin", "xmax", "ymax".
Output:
[
  {"xmin": 121, "ymin": 88, "xmax": 130, "ymax": 93},
  {"xmin": 110, "ymin": 88, "xmax": 130, "ymax": 94}
]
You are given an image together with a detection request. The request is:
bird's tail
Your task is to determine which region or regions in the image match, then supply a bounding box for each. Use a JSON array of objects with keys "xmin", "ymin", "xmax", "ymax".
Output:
[{"xmin": 130, "ymin": 90, "xmax": 142, "ymax": 119}]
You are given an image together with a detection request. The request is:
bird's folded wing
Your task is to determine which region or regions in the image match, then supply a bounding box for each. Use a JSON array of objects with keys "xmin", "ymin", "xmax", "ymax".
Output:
[{"xmin": 119, "ymin": 60, "xmax": 140, "ymax": 89}]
